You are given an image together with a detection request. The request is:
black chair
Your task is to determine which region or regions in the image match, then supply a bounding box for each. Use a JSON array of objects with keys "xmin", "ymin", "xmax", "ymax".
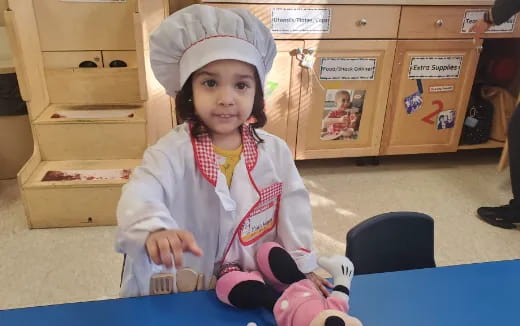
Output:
[{"xmin": 346, "ymin": 211, "xmax": 436, "ymax": 275}]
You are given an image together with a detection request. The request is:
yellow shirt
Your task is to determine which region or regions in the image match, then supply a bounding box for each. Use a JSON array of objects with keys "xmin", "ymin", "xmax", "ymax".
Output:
[{"xmin": 213, "ymin": 144, "xmax": 243, "ymax": 187}]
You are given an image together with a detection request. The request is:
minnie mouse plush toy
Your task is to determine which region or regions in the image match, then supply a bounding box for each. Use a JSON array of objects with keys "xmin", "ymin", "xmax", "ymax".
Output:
[{"xmin": 216, "ymin": 242, "xmax": 362, "ymax": 326}]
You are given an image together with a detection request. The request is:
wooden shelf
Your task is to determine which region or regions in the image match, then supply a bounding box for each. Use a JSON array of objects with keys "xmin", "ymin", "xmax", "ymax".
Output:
[
  {"xmin": 458, "ymin": 140, "xmax": 505, "ymax": 150},
  {"xmin": 26, "ymin": 159, "xmax": 141, "ymax": 188}
]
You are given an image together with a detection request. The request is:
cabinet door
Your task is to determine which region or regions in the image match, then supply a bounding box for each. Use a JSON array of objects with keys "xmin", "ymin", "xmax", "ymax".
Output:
[
  {"xmin": 295, "ymin": 40, "xmax": 396, "ymax": 159},
  {"xmin": 380, "ymin": 40, "xmax": 480, "ymax": 155},
  {"xmin": 264, "ymin": 40, "xmax": 303, "ymax": 152},
  {"xmin": 34, "ymin": 0, "xmax": 137, "ymax": 51}
]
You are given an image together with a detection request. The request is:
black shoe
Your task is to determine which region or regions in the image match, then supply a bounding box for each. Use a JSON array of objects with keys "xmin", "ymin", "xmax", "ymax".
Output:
[{"xmin": 477, "ymin": 205, "xmax": 520, "ymax": 229}]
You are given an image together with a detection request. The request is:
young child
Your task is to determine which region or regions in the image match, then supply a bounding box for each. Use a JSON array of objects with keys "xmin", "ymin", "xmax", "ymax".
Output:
[
  {"xmin": 323, "ymin": 91, "xmax": 353, "ymax": 137},
  {"xmin": 115, "ymin": 4, "xmax": 330, "ymax": 298}
]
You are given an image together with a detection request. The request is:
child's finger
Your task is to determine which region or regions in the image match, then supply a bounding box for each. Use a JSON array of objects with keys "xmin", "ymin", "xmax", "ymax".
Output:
[
  {"xmin": 323, "ymin": 277, "xmax": 334, "ymax": 288},
  {"xmin": 179, "ymin": 230, "xmax": 204, "ymax": 256},
  {"xmin": 146, "ymin": 240, "xmax": 161, "ymax": 265},
  {"xmin": 158, "ymin": 238, "xmax": 173, "ymax": 268},
  {"xmin": 168, "ymin": 234, "xmax": 184, "ymax": 268},
  {"xmin": 319, "ymin": 283, "xmax": 330, "ymax": 297}
]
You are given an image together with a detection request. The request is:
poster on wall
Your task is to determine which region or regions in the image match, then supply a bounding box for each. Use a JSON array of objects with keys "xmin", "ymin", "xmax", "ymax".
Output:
[
  {"xmin": 408, "ymin": 56, "xmax": 463, "ymax": 79},
  {"xmin": 271, "ymin": 8, "xmax": 331, "ymax": 34},
  {"xmin": 461, "ymin": 9, "xmax": 516, "ymax": 33},
  {"xmin": 320, "ymin": 89, "xmax": 366, "ymax": 141},
  {"xmin": 436, "ymin": 110, "xmax": 456, "ymax": 130}
]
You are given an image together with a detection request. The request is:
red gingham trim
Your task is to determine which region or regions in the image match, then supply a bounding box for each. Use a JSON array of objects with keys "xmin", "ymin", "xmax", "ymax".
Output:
[
  {"xmin": 190, "ymin": 123, "xmax": 218, "ymax": 187},
  {"xmin": 190, "ymin": 123, "xmax": 258, "ymax": 186},
  {"xmin": 182, "ymin": 35, "xmax": 267, "ymax": 70},
  {"xmin": 241, "ymin": 124, "xmax": 258, "ymax": 172},
  {"xmin": 249, "ymin": 182, "xmax": 282, "ymax": 216}
]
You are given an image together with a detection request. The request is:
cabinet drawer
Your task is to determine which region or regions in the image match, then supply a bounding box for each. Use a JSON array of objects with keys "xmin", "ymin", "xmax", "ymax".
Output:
[
  {"xmin": 43, "ymin": 51, "xmax": 103, "ymax": 69},
  {"xmin": 399, "ymin": 6, "xmax": 520, "ymax": 39},
  {"xmin": 103, "ymin": 51, "xmax": 137, "ymax": 68},
  {"xmin": 34, "ymin": 0, "xmax": 137, "ymax": 51},
  {"xmin": 209, "ymin": 4, "xmax": 400, "ymax": 39}
]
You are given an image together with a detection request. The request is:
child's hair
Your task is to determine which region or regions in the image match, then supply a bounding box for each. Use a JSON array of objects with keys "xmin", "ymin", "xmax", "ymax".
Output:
[{"xmin": 175, "ymin": 71, "xmax": 266, "ymax": 144}]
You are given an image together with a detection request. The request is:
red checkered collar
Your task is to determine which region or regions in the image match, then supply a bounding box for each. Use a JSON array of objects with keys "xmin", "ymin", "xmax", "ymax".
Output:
[{"xmin": 190, "ymin": 122, "xmax": 258, "ymax": 187}]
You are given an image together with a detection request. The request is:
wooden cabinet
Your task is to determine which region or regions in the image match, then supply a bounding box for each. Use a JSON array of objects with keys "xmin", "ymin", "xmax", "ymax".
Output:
[
  {"xmin": 210, "ymin": 4, "xmax": 400, "ymax": 40},
  {"xmin": 296, "ymin": 40, "xmax": 396, "ymax": 159},
  {"xmin": 264, "ymin": 40, "xmax": 303, "ymax": 149},
  {"xmin": 399, "ymin": 6, "xmax": 520, "ymax": 39},
  {"xmin": 6, "ymin": 0, "xmax": 171, "ymax": 228},
  {"xmin": 380, "ymin": 40, "xmax": 480, "ymax": 155},
  {"xmin": 33, "ymin": 0, "xmax": 137, "ymax": 51}
]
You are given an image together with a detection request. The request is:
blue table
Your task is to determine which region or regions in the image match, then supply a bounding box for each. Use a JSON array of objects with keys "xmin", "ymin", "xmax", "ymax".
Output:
[{"xmin": 2, "ymin": 259, "xmax": 519, "ymax": 326}]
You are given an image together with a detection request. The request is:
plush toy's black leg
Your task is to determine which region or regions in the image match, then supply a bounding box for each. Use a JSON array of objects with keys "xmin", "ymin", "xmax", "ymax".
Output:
[
  {"xmin": 228, "ymin": 280, "xmax": 279, "ymax": 310},
  {"xmin": 267, "ymin": 246, "xmax": 306, "ymax": 284}
]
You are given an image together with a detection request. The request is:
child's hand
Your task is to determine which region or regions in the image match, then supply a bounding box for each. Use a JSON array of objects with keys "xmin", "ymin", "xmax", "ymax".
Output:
[
  {"xmin": 145, "ymin": 229, "xmax": 204, "ymax": 268},
  {"xmin": 305, "ymin": 272, "xmax": 333, "ymax": 297}
]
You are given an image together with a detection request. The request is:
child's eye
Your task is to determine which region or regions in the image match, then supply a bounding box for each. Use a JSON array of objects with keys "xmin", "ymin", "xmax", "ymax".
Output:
[
  {"xmin": 202, "ymin": 80, "xmax": 217, "ymax": 87},
  {"xmin": 236, "ymin": 82, "xmax": 250, "ymax": 90}
]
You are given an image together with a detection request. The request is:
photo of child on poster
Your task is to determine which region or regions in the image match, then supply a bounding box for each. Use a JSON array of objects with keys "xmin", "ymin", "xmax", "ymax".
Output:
[
  {"xmin": 321, "ymin": 89, "xmax": 365, "ymax": 141},
  {"xmin": 437, "ymin": 110, "xmax": 455, "ymax": 130}
]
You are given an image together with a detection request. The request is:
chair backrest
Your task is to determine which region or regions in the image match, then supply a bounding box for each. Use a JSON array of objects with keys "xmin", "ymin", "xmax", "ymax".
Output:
[{"xmin": 346, "ymin": 212, "xmax": 435, "ymax": 275}]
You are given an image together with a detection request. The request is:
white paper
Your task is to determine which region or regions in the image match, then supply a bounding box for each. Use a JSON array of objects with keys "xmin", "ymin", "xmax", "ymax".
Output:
[
  {"xmin": 429, "ymin": 85, "xmax": 455, "ymax": 93},
  {"xmin": 461, "ymin": 9, "xmax": 516, "ymax": 33},
  {"xmin": 271, "ymin": 8, "xmax": 331, "ymax": 34},
  {"xmin": 408, "ymin": 56, "xmax": 463, "ymax": 80},
  {"xmin": 320, "ymin": 58, "xmax": 377, "ymax": 80}
]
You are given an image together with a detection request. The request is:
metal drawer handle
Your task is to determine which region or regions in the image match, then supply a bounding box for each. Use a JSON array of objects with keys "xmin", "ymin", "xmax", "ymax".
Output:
[
  {"xmin": 109, "ymin": 60, "xmax": 128, "ymax": 68},
  {"xmin": 435, "ymin": 19, "xmax": 444, "ymax": 27},
  {"xmin": 358, "ymin": 18, "xmax": 367, "ymax": 26},
  {"xmin": 78, "ymin": 60, "xmax": 98, "ymax": 68}
]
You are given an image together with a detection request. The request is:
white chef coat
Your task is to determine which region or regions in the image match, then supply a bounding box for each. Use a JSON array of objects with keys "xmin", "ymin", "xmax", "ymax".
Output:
[{"xmin": 115, "ymin": 122, "xmax": 318, "ymax": 297}]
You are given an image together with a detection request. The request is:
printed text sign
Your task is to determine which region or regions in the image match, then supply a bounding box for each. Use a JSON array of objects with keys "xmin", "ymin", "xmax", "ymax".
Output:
[
  {"xmin": 320, "ymin": 58, "xmax": 377, "ymax": 80},
  {"xmin": 408, "ymin": 56, "xmax": 463, "ymax": 79},
  {"xmin": 271, "ymin": 8, "xmax": 331, "ymax": 33},
  {"xmin": 461, "ymin": 10, "xmax": 516, "ymax": 33}
]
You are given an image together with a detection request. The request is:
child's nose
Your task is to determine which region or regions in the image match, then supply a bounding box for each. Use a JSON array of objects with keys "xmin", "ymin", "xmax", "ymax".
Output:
[{"xmin": 217, "ymin": 87, "xmax": 235, "ymax": 106}]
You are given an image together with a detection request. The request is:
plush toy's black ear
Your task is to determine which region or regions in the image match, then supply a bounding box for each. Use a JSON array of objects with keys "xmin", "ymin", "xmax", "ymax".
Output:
[
  {"xmin": 228, "ymin": 281, "xmax": 279, "ymax": 311},
  {"xmin": 324, "ymin": 316, "xmax": 346, "ymax": 326},
  {"xmin": 268, "ymin": 247, "xmax": 306, "ymax": 284}
]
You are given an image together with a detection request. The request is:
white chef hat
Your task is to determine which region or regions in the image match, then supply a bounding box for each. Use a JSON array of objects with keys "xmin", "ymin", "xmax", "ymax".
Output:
[{"xmin": 150, "ymin": 4, "xmax": 277, "ymax": 97}]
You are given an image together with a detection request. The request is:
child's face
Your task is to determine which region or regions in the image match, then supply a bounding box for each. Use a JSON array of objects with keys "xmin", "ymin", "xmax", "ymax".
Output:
[
  {"xmin": 335, "ymin": 93, "xmax": 350, "ymax": 110},
  {"xmin": 192, "ymin": 59, "xmax": 256, "ymax": 138}
]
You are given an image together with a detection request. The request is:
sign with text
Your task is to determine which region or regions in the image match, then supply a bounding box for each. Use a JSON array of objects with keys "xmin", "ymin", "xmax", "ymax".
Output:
[
  {"xmin": 320, "ymin": 58, "xmax": 377, "ymax": 80},
  {"xmin": 461, "ymin": 9, "xmax": 516, "ymax": 33},
  {"xmin": 408, "ymin": 56, "xmax": 463, "ymax": 79},
  {"xmin": 271, "ymin": 8, "xmax": 331, "ymax": 34},
  {"xmin": 429, "ymin": 85, "xmax": 455, "ymax": 93}
]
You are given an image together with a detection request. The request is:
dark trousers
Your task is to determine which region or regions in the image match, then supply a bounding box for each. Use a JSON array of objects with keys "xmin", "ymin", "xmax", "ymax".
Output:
[{"xmin": 509, "ymin": 103, "xmax": 520, "ymax": 208}]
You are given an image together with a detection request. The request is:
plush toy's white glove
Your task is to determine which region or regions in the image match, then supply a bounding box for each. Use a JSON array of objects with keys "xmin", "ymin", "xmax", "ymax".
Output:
[{"xmin": 318, "ymin": 255, "xmax": 354, "ymax": 301}]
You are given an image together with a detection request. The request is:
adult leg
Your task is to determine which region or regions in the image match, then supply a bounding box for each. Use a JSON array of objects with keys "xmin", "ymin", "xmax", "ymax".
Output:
[
  {"xmin": 508, "ymin": 104, "xmax": 520, "ymax": 208},
  {"xmin": 477, "ymin": 104, "xmax": 520, "ymax": 228}
]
